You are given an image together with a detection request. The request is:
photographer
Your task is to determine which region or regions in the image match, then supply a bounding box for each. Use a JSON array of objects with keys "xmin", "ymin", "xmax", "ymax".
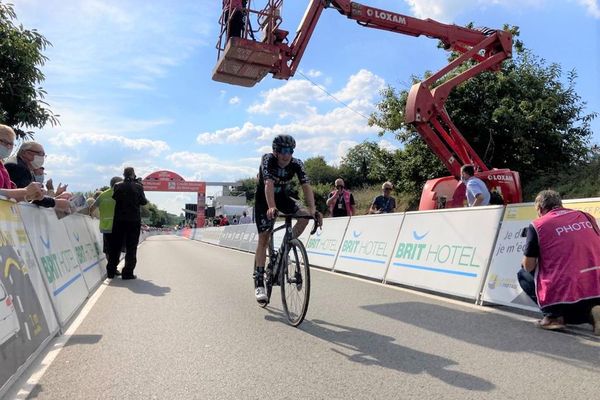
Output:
[
  {"xmin": 326, "ymin": 178, "xmax": 355, "ymax": 217},
  {"xmin": 105, "ymin": 167, "xmax": 148, "ymax": 280}
]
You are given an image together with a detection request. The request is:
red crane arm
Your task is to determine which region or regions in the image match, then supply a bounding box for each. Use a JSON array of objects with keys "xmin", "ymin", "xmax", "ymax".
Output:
[
  {"xmin": 213, "ymin": 0, "xmax": 512, "ymax": 177},
  {"xmin": 283, "ymin": 0, "xmax": 512, "ymax": 176}
]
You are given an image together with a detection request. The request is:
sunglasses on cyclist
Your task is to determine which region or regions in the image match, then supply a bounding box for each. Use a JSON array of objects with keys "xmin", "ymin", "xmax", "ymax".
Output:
[{"xmin": 278, "ymin": 147, "xmax": 294, "ymax": 155}]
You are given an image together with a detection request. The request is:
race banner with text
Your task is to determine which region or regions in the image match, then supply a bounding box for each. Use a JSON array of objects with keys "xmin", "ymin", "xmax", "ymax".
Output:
[
  {"xmin": 0, "ymin": 200, "xmax": 59, "ymax": 393},
  {"xmin": 482, "ymin": 198, "xmax": 600, "ymax": 310},
  {"xmin": 62, "ymin": 215, "xmax": 104, "ymax": 292},
  {"xmin": 18, "ymin": 205, "xmax": 89, "ymax": 325},
  {"xmin": 305, "ymin": 217, "xmax": 350, "ymax": 270},
  {"xmin": 333, "ymin": 214, "xmax": 405, "ymax": 280},
  {"xmin": 385, "ymin": 206, "xmax": 504, "ymax": 300}
]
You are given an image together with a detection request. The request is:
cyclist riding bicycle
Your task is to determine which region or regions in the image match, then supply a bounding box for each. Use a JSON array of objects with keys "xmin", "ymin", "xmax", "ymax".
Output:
[{"xmin": 253, "ymin": 134, "xmax": 318, "ymax": 303}]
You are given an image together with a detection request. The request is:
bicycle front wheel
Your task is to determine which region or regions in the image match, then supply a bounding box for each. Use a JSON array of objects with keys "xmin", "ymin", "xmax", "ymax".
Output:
[{"xmin": 280, "ymin": 239, "xmax": 310, "ymax": 326}]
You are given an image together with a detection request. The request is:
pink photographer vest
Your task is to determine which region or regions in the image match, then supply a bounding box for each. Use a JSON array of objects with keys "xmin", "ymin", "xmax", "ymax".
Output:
[
  {"xmin": 329, "ymin": 190, "xmax": 352, "ymax": 216},
  {"xmin": 532, "ymin": 208, "xmax": 600, "ymax": 307}
]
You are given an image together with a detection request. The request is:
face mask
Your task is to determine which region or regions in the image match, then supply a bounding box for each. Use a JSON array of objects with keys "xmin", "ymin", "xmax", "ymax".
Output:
[
  {"xmin": 31, "ymin": 155, "xmax": 45, "ymax": 169},
  {"xmin": 0, "ymin": 145, "xmax": 11, "ymax": 159},
  {"xmin": 34, "ymin": 174, "xmax": 44, "ymax": 184}
]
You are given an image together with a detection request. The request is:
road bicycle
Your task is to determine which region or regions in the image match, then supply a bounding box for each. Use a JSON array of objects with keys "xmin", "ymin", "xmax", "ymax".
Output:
[{"xmin": 259, "ymin": 213, "xmax": 320, "ymax": 326}]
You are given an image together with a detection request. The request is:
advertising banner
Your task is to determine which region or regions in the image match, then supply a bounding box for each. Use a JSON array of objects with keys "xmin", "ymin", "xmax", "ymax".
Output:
[
  {"xmin": 385, "ymin": 207, "xmax": 504, "ymax": 300},
  {"xmin": 18, "ymin": 205, "xmax": 89, "ymax": 325},
  {"xmin": 305, "ymin": 217, "xmax": 349, "ymax": 270},
  {"xmin": 239, "ymin": 224, "xmax": 258, "ymax": 253},
  {"xmin": 62, "ymin": 215, "xmax": 104, "ymax": 292},
  {"xmin": 83, "ymin": 217, "xmax": 107, "ymax": 275},
  {"xmin": 200, "ymin": 227, "xmax": 223, "ymax": 245},
  {"xmin": 482, "ymin": 198, "xmax": 600, "ymax": 310},
  {"xmin": 0, "ymin": 201, "xmax": 59, "ymax": 392},
  {"xmin": 333, "ymin": 214, "xmax": 405, "ymax": 280}
]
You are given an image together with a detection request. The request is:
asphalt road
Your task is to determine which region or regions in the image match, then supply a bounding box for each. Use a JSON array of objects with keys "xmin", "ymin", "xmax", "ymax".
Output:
[{"xmin": 10, "ymin": 236, "xmax": 600, "ymax": 399}]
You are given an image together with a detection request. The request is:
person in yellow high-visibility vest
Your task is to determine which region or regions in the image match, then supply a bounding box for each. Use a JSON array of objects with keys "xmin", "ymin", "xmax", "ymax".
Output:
[{"xmin": 92, "ymin": 176, "xmax": 123, "ymax": 276}]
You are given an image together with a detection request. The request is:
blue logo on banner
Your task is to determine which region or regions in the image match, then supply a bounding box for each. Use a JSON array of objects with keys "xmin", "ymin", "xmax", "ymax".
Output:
[
  {"xmin": 74, "ymin": 232, "xmax": 80, "ymax": 242},
  {"xmin": 412, "ymin": 230, "xmax": 429, "ymax": 241},
  {"xmin": 40, "ymin": 235, "xmax": 50, "ymax": 250},
  {"xmin": 352, "ymin": 231, "xmax": 362, "ymax": 238}
]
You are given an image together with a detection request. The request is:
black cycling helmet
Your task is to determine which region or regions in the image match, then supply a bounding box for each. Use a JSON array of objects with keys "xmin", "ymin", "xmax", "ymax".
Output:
[{"xmin": 272, "ymin": 134, "xmax": 296, "ymax": 152}]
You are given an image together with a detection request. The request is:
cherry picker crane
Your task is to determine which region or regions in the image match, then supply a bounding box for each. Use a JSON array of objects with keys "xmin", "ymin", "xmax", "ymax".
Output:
[{"xmin": 213, "ymin": 0, "xmax": 522, "ymax": 210}]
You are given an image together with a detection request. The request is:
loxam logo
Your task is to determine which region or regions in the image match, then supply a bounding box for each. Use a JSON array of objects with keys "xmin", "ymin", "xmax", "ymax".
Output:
[
  {"xmin": 412, "ymin": 230, "xmax": 429, "ymax": 241},
  {"xmin": 487, "ymin": 175, "xmax": 514, "ymax": 182},
  {"xmin": 365, "ymin": 8, "xmax": 406, "ymax": 24}
]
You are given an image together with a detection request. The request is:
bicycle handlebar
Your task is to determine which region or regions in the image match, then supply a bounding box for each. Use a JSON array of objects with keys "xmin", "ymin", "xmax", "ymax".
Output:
[{"xmin": 275, "ymin": 211, "xmax": 322, "ymax": 235}]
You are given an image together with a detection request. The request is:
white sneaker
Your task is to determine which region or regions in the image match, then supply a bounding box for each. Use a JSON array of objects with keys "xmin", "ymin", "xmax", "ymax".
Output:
[{"xmin": 255, "ymin": 286, "xmax": 268, "ymax": 303}]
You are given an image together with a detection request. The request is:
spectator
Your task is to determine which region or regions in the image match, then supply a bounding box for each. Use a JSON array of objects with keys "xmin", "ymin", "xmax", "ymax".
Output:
[
  {"xmin": 326, "ymin": 178, "xmax": 356, "ymax": 217},
  {"xmin": 219, "ymin": 214, "xmax": 230, "ymax": 226},
  {"xmin": 232, "ymin": 215, "xmax": 239, "ymax": 225},
  {"xmin": 92, "ymin": 177, "xmax": 123, "ymax": 276},
  {"xmin": 369, "ymin": 181, "xmax": 396, "ymax": 214},
  {"xmin": 223, "ymin": 0, "xmax": 247, "ymax": 39},
  {"xmin": 4, "ymin": 141, "xmax": 71, "ymax": 211},
  {"xmin": 239, "ymin": 210, "xmax": 252, "ymax": 224},
  {"xmin": 518, "ymin": 190, "xmax": 600, "ymax": 333},
  {"xmin": 0, "ymin": 125, "xmax": 44, "ymax": 202},
  {"xmin": 105, "ymin": 167, "xmax": 148, "ymax": 280},
  {"xmin": 460, "ymin": 164, "xmax": 490, "ymax": 207}
]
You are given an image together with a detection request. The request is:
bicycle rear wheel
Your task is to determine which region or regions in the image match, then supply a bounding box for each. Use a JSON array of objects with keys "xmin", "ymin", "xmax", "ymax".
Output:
[{"xmin": 280, "ymin": 239, "xmax": 310, "ymax": 326}]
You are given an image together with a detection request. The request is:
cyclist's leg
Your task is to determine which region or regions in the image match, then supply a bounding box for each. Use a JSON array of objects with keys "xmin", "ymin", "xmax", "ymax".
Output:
[
  {"xmin": 253, "ymin": 204, "xmax": 274, "ymax": 302},
  {"xmin": 277, "ymin": 196, "xmax": 309, "ymax": 238}
]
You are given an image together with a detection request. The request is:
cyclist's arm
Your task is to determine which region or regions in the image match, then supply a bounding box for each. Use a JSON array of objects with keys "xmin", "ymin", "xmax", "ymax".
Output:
[
  {"xmin": 265, "ymin": 179, "xmax": 277, "ymax": 218},
  {"xmin": 301, "ymin": 183, "xmax": 316, "ymax": 215}
]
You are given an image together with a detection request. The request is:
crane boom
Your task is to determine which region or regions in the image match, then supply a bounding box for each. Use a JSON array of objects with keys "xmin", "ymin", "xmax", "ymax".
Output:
[{"xmin": 213, "ymin": 1, "xmax": 522, "ymax": 209}]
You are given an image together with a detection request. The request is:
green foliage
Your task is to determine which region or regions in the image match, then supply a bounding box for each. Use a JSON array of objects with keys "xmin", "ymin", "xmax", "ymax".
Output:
[
  {"xmin": 141, "ymin": 201, "xmax": 180, "ymax": 227},
  {"xmin": 232, "ymin": 177, "xmax": 258, "ymax": 204},
  {"xmin": 304, "ymin": 156, "xmax": 338, "ymax": 185},
  {"xmin": 0, "ymin": 2, "xmax": 58, "ymax": 138}
]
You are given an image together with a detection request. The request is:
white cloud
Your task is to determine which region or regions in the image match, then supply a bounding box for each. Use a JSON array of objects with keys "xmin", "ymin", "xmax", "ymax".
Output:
[
  {"xmin": 306, "ymin": 69, "xmax": 322, "ymax": 78},
  {"xmin": 229, "ymin": 96, "xmax": 241, "ymax": 105},
  {"xmin": 247, "ymin": 79, "xmax": 327, "ymax": 115},
  {"xmin": 333, "ymin": 69, "xmax": 385, "ymax": 103},
  {"xmin": 166, "ymin": 151, "xmax": 256, "ymax": 181},
  {"xmin": 577, "ymin": 0, "xmax": 600, "ymax": 17},
  {"xmin": 403, "ymin": 0, "xmax": 544, "ymax": 21},
  {"xmin": 335, "ymin": 140, "xmax": 359, "ymax": 164},
  {"xmin": 49, "ymin": 131, "xmax": 170, "ymax": 156},
  {"xmin": 120, "ymin": 82, "xmax": 154, "ymax": 91},
  {"xmin": 378, "ymin": 139, "xmax": 399, "ymax": 152}
]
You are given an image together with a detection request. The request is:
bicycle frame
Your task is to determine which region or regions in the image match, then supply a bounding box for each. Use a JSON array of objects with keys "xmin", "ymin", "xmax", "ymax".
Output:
[{"xmin": 266, "ymin": 215, "xmax": 294, "ymax": 286}]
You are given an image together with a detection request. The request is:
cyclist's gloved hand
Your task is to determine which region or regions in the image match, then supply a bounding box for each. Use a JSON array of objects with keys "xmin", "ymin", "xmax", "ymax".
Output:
[{"xmin": 267, "ymin": 207, "xmax": 279, "ymax": 220}]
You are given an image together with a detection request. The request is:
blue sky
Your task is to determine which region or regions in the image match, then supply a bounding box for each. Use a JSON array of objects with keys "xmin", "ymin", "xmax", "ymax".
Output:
[{"xmin": 11, "ymin": 0, "xmax": 600, "ymax": 215}]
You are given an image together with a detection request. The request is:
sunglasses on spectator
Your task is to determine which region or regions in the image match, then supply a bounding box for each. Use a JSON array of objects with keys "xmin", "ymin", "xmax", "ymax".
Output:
[
  {"xmin": 336, "ymin": 185, "xmax": 344, "ymax": 189},
  {"xmin": 278, "ymin": 147, "xmax": 294, "ymax": 155},
  {"xmin": 0, "ymin": 138, "xmax": 14, "ymax": 148}
]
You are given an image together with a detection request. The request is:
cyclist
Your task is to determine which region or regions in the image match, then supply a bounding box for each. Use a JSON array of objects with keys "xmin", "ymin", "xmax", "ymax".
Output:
[{"xmin": 253, "ymin": 134, "xmax": 318, "ymax": 303}]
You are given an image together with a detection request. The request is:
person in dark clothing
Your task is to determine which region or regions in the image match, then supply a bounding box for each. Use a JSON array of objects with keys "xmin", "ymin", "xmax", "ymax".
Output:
[
  {"xmin": 105, "ymin": 167, "xmax": 148, "ymax": 280},
  {"xmin": 4, "ymin": 142, "xmax": 70, "ymax": 210},
  {"xmin": 223, "ymin": 0, "xmax": 247, "ymax": 39}
]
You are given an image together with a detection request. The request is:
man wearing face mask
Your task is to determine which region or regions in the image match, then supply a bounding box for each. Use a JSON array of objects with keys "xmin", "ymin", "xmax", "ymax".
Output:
[{"xmin": 5, "ymin": 142, "xmax": 69, "ymax": 210}]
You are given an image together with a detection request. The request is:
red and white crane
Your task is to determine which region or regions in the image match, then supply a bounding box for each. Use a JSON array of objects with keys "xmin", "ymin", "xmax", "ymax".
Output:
[{"xmin": 213, "ymin": 0, "xmax": 522, "ymax": 210}]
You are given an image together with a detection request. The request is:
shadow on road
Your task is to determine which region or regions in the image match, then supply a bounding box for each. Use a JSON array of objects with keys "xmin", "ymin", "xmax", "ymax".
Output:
[
  {"xmin": 363, "ymin": 301, "xmax": 600, "ymax": 368},
  {"xmin": 63, "ymin": 334, "xmax": 103, "ymax": 348},
  {"xmin": 298, "ymin": 318, "xmax": 494, "ymax": 391},
  {"xmin": 107, "ymin": 278, "xmax": 171, "ymax": 297}
]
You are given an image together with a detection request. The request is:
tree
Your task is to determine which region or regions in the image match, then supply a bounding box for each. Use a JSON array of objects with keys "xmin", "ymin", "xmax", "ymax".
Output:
[
  {"xmin": 0, "ymin": 2, "xmax": 58, "ymax": 138},
  {"xmin": 339, "ymin": 141, "xmax": 391, "ymax": 188},
  {"xmin": 369, "ymin": 32, "xmax": 596, "ymax": 202},
  {"xmin": 303, "ymin": 156, "xmax": 338, "ymax": 185},
  {"xmin": 232, "ymin": 177, "xmax": 258, "ymax": 204}
]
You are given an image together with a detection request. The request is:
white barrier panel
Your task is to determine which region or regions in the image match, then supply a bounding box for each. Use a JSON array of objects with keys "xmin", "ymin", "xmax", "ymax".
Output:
[
  {"xmin": 18, "ymin": 205, "xmax": 89, "ymax": 325},
  {"xmin": 0, "ymin": 201, "xmax": 60, "ymax": 392},
  {"xmin": 305, "ymin": 217, "xmax": 349, "ymax": 270},
  {"xmin": 200, "ymin": 227, "xmax": 223, "ymax": 245},
  {"xmin": 240, "ymin": 224, "xmax": 258, "ymax": 253},
  {"xmin": 482, "ymin": 198, "xmax": 600, "ymax": 310},
  {"xmin": 385, "ymin": 206, "xmax": 504, "ymax": 300},
  {"xmin": 83, "ymin": 218, "xmax": 107, "ymax": 276},
  {"xmin": 334, "ymin": 214, "xmax": 405, "ymax": 280},
  {"xmin": 62, "ymin": 215, "xmax": 104, "ymax": 292}
]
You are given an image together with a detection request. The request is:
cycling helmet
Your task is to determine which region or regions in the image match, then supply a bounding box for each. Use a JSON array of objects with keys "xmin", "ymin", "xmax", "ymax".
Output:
[{"xmin": 272, "ymin": 134, "xmax": 296, "ymax": 152}]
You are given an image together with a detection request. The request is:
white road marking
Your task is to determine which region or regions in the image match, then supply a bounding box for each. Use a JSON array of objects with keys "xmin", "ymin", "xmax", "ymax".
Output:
[
  {"xmin": 16, "ymin": 295, "xmax": 24, "ymax": 313},
  {"xmin": 11, "ymin": 279, "xmax": 111, "ymax": 400}
]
